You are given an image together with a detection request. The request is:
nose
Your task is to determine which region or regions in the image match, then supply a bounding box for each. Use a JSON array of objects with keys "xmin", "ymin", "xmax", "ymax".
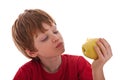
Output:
[{"xmin": 51, "ymin": 34, "xmax": 59, "ymax": 43}]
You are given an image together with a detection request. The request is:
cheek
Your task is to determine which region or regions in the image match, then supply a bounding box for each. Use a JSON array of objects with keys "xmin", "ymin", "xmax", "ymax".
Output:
[
  {"xmin": 39, "ymin": 43, "xmax": 53, "ymax": 51},
  {"xmin": 60, "ymin": 36, "xmax": 64, "ymax": 41},
  {"xmin": 59, "ymin": 34, "xmax": 63, "ymax": 40},
  {"xmin": 38, "ymin": 46, "xmax": 55, "ymax": 57}
]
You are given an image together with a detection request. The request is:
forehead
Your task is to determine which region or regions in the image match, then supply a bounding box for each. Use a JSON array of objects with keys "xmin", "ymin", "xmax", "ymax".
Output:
[
  {"xmin": 34, "ymin": 22, "xmax": 56, "ymax": 37},
  {"xmin": 42, "ymin": 22, "xmax": 56, "ymax": 30}
]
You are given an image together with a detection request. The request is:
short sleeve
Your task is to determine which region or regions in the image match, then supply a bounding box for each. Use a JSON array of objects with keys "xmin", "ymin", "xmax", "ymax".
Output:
[
  {"xmin": 13, "ymin": 67, "xmax": 31, "ymax": 80},
  {"xmin": 77, "ymin": 56, "xmax": 93, "ymax": 80}
]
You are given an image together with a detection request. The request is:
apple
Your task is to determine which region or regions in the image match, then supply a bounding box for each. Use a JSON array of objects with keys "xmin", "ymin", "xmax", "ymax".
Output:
[{"xmin": 82, "ymin": 38, "xmax": 98, "ymax": 60}]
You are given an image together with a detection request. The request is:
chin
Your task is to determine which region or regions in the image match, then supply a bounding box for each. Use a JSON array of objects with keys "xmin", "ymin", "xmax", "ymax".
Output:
[
  {"xmin": 57, "ymin": 48, "xmax": 65, "ymax": 55},
  {"xmin": 61, "ymin": 49, "xmax": 65, "ymax": 53}
]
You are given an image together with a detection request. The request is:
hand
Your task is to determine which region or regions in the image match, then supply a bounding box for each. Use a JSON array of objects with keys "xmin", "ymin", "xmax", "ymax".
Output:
[{"xmin": 92, "ymin": 38, "xmax": 112, "ymax": 69}]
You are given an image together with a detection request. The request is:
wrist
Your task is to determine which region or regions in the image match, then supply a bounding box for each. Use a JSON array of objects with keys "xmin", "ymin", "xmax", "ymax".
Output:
[{"xmin": 92, "ymin": 67, "xmax": 105, "ymax": 80}]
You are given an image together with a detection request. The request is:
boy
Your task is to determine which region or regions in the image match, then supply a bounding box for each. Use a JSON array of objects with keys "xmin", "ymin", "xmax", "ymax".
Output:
[{"xmin": 12, "ymin": 9, "xmax": 112, "ymax": 80}]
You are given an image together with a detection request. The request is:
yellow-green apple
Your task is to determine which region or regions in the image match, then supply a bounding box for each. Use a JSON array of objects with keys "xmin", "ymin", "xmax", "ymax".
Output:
[{"xmin": 82, "ymin": 38, "xmax": 98, "ymax": 60}]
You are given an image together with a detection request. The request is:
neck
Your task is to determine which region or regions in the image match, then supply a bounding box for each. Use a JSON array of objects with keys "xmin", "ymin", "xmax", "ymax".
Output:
[{"xmin": 40, "ymin": 55, "xmax": 62, "ymax": 73}]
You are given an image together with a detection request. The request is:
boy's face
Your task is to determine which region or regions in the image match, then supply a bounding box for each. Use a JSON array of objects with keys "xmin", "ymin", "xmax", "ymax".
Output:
[{"xmin": 33, "ymin": 23, "xmax": 65, "ymax": 58}]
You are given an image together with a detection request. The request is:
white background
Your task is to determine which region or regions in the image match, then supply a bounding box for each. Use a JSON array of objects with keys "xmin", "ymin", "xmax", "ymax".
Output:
[{"xmin": 0, "ymin": 0, "xmax": 120, "ymax": 80}]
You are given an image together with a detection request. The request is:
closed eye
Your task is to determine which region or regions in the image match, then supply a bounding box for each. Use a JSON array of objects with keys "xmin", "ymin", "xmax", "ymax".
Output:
[
  {"xmin": 53, "ymin": 30, "xmax": 59, "ymax": 34},
  {"xmin": 41, "ymin": 36, "xmax": 48, "ymax": 42}
]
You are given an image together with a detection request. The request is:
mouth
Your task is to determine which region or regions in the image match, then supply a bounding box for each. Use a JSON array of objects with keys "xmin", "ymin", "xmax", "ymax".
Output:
[{"xmin": 56, "ymin": 42, "xmax": 64, "ymax": 48}]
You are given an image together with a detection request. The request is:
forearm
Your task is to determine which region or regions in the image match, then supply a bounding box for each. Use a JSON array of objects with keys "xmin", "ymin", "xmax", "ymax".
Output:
[
  {"xmin": 92, "ymin": 68, "xmax": 105, "ymax": 80},
  {"xmin": 91, "ymin": 38, "xmax": 112, "ymax": 80}
]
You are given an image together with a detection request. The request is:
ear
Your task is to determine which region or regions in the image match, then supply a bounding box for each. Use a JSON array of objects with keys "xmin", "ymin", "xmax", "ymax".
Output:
[{"xmin": 25, "ymin": 49, "xmax": 38, "ymax": 58}]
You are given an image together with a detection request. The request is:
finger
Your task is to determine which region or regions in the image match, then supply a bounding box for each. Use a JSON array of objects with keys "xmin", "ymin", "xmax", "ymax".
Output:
[
  {"xmin": 100, "ymin": 38, "xmax": 113, "ymax": 57},
  {"xmin": 99, "ymin": 38, "xmax": 109, "ymax": 50},
  {"xmin": 94, "ymin": 45, "xmax": 104, "ymax": 59},
  {"xmin": 99, "ymin": 38, "xmax": 113, "ymax": 61},
  {"xmin": 96, "ymin": 38, "xmax": 107, "ymax": 57}
]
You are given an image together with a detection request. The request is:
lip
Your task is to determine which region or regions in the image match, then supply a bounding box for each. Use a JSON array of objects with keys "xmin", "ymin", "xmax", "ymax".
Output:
[{"xmin": 56, "ymin": 42, "xmax": 64, "ymax": 48}]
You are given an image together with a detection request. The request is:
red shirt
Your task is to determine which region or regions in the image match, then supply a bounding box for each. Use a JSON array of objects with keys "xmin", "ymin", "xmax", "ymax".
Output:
[{"xmin": 13, "ymin": 54, "xmax": 93, "ymax": 80}]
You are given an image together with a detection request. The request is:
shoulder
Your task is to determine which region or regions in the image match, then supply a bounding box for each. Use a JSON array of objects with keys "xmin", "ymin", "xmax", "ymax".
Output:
[
  {"xmin": 13, "ymin": 59, "xmax": 41, "ymax": 80},
  {"xmin": 20, "ymin": 59, "xmax": 40, "ymax": 70},
  {"xmin": 62, "ymin": 54, "xmax": 91, "ymax": 69},
  {"xmin": 62, "ymin": 54, "xmax": 92, "ymax": 79},
  {"xmin": 61, "ymin": 54, "xmax": 92, "ymax": 78},
  {"xmin": 62, "ymin": 54, "xmax": 87, "ymax": 63}
]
